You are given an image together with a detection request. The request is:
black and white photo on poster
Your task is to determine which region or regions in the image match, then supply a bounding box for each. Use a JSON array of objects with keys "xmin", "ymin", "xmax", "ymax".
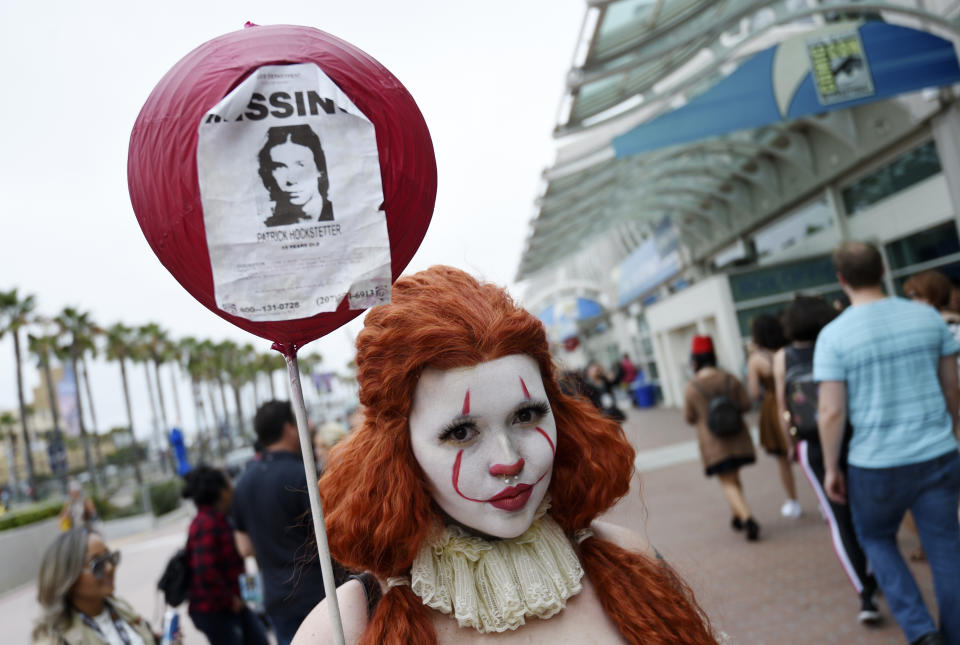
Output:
[
  {"xmin": 196, "ymin": 63, "xmax": 391, "ymax": 322},
  {"xmin": 258, "ymin": 124, "xmax": 334, "ymax": 226}
]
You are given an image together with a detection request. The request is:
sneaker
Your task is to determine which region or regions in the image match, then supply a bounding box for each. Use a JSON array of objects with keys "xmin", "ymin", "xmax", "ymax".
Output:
[
  {"xmin": 858, "ymin": 593, "xmax": 881, "ymax": 625},
  {"xmin": 745, "ymin": 517, "xmax": 760, "ymax": 541},
  {"xmin": 780, "ymin": 499, "xmax": 803, "ymax": 519}
]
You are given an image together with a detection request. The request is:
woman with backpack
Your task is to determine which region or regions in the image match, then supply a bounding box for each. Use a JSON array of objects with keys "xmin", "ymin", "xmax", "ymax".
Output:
[
  {"xmin": 772, "ymin": 296, "xmax": 879, "ymax": 625},
  {"xmin": 747, "ymin": 314, "xmax": 802, "ymax": 519},
  {"xmin": 183, "ymin": 465, "xmax": 268, "ymax": 645},
  {"xmin": 683, "ymin": 335, "xmax": 759, "ymax": 541}
]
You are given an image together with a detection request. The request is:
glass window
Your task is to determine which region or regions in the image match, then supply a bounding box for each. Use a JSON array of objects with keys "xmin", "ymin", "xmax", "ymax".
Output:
[
  {"xmin": 729, "ymin": 255, "xmax": 837, "ymax": 303},
  {"xmin": 885, "ymin": 221, "xmax": 960, "ymax": 272},
  {"xmin": 841, "ymin": 141, "xmax": 942, "ymax": 216},
  {"xmin": 736, "ymin": 290, "xmax": 846, "ymax": 336},
  {"xmin": 645, "ymin": 361, "xmax": 659, "ymax": 381},
  {"xmin": 598, "ymin": 0, "xmax": 658, "ymax": 37},
  {"xmin": 736, "ymin": 302, "xmax": 788, "ymax": 337},
  {"xmin": 754, "ymin": 199, "xmax": 834, "ymax": 259}
]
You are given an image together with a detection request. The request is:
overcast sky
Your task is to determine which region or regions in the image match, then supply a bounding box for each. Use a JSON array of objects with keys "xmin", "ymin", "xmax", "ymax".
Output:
[{"xmin": 0, "ymin": 1, "xmax": 584, "ymax": 442}]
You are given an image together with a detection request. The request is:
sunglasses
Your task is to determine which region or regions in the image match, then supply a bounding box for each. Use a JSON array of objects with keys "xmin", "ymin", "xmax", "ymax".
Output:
[{"xmin": 87, "ymin": 551, "xmax": 121, "ymax": 580}]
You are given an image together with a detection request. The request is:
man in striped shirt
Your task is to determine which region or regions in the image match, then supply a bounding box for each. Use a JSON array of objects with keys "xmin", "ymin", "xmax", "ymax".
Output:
[{"xmin": 814, "ymin": 241, "xmax": 960, "ymax": 645}]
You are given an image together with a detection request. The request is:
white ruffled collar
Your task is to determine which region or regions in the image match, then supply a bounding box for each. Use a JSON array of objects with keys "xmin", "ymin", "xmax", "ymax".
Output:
[{"xmin": 406, "ymin": 497, "xmax": 584, "ymax": 633}]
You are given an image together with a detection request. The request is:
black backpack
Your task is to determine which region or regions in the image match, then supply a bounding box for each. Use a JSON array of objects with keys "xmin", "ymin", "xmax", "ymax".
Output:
[
  {"xmin": 692, "ymin": 375, "xmax": 742, "ymax": 438},
  {"xmin": 784, "ymin": 346, "xmax": 820, "ymax": 442},
  {"xmin": 157, "ymin": 548, "xmax": 190, "ymax": 607}
]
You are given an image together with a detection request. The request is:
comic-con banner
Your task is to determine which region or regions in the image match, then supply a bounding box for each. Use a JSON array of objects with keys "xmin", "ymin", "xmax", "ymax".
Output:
[
  {"xmin": 197, "ymin": 63, "xmax": 391, "ymax": 322},
  {"xmin": 806, "ymin": 29, "xmax": 875, "ymax": 106}
]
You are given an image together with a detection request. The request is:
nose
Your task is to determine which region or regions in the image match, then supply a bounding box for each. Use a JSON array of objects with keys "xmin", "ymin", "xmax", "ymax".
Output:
[{"xmin": 490, "ymin": 458, "xmax": 524, "ymax": 477}]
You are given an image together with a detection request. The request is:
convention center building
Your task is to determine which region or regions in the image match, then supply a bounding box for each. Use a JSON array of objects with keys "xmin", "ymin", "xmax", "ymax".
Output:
[{"xmin": 517, "ymin": 0, "xmax": 960, "ymax": 407}]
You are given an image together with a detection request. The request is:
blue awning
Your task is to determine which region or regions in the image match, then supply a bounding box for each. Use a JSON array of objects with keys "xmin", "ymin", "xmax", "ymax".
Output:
[
  {"xmin": 537, "ymin": 297, "xmax": 605, "ymax": 341},
  {"xmin": 613, "ymin": 22, "xmax": 960, "ymax": 158}
]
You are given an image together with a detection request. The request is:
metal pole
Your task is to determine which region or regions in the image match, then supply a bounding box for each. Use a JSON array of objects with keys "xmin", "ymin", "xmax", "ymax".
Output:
[{"xmin": 280, "ymin": 348, "xmax": 345, "ymax": 645}]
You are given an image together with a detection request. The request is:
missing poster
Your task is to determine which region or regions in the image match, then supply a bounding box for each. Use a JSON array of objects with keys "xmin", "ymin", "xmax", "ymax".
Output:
[
  {"xmin": 197, "ymin": 63, "xmax": 391, "ymax": 322},
  {"xmin": 806, "ymin": 29, "xmax": 875, "ymax": 106}
]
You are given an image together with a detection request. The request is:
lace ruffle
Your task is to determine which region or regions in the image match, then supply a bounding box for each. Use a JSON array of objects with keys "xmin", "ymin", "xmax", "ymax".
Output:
[{"xmin": 409, "ymin": 497, "xmax": 583, "ymax": 633}]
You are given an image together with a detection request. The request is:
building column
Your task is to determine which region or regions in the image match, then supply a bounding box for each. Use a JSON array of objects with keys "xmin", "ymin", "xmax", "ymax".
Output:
[{"xmin": 931, "ymin": 102, "xmax": 960, "ymax": 229}]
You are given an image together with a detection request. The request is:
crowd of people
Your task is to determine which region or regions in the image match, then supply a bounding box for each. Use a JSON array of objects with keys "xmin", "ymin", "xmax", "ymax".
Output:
[
  {"xmin": 683, "ymin": 241, "xmax": 960, "ymax": 645},
  {"xmin": 25, "ymin": 241, "xmax": 960, "ymax": 645}
]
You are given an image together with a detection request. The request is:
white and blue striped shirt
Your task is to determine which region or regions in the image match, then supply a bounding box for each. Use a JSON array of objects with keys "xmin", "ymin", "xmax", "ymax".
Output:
[{"xmin": 814, "ymin": 297, "xmax": 959, "ymax": 468}]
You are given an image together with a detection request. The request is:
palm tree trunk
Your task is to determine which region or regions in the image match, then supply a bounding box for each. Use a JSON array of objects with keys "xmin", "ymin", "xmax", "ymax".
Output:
[
  {"xmin": 153, "ymin": 361, "xmax": 170, "ymax": 433},
  {"xmin": 12, "ymin": 331, "xmax": 36, "ymax": 499},
  {"xmin": 41, "ymin": 358, "xmax": 68, "ymax": 493},
  {"xmin": 217, "ymin": 378, "xmax": 232, "ymax": 445},
  {"xmin": 206, "ymin": 382, "xmax": 226, "ymax": 452},
  {"xmin": 168, "ymin": 364, "xmax": 184, "ymax": 429},
  {"xmin": 79, "ymin": 356, "xmax": 104, "ymax": 470},
  {"xmin": 267, "ymin": 369, "xmax": 276, "ymax": 399},
  {"xmin": 189, "ymin": 377, "xmax": 211, "ymax": 462},
  {"xmin": 232, "ymin": 383, "xmax": 246, "ymax": 440},
  {"xmin": 71, "ymin": 356, "xmax": 100, "ymax": 494},
  {"xmin": 143, "ymin": 363, "xmax": 164, "ymax": 471},
  {"xmin": 4, "ymin": 427, "xmax": 19, "ymax": 497},
  {"xmin": 252, "ymin": 376, "xmax": 261, "ymax": 410},
  {"xmin": 151, "ymin": 362, "xmax": 177, "ymax": 473},
  {"xmin": 118, "ymin": 358, "xmax": 143, "ymax": 486}
]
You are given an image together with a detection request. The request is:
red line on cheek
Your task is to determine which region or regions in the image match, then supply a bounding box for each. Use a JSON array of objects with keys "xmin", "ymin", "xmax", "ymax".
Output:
[
  {"xmin": 452, "ymin": 449, "xmax": 484, "ymax": 503},
  {"xmin": 520, "ymin": 377, "xmax": 530, "ymax": 399},
  {"xmin": 536, "ymin": 427, "xmax": 555, "ymax": 455},
  {"xmin": 462, "ymin": 389, "xmax": 470, "ymax": 416}
]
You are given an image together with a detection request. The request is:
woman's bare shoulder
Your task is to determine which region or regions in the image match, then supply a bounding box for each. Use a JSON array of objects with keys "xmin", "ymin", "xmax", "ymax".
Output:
[
  {"xmin": 292, "ymin": 578, "xmax": 370, "ymax": 645},
  {"xmin": 590, "ymin": 519, "xmax": 657, "ymax": 559}
]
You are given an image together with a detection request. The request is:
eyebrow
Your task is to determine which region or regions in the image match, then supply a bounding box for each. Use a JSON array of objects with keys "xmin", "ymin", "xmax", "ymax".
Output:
[{"xmin": 461, "ymin": 389, "xmax": 470, "ymax": 416}]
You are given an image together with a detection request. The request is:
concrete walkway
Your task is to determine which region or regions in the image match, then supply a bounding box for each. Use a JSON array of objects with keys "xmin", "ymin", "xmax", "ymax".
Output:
[{"xmin": 610, "ymin": 407, "xmax": 936, "ymax": 645}]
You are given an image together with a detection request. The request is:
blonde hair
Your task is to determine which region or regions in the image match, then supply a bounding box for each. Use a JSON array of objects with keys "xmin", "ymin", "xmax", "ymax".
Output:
[{"xmin": 33, "ymin": 528, "xmax": 92, "ymax": 641}]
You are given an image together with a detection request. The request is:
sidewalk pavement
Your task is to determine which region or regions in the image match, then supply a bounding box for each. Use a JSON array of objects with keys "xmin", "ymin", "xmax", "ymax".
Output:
[
  {"xmin": 609, "ymin": 406, "xmax": 937, "ymax": 645},
  {"xmin": 1, "ymin": 406, "xmax": 939, "ymax": 644}
]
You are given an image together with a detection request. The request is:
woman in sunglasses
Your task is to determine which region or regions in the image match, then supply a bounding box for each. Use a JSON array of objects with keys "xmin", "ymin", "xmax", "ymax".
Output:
[{"xmin": 33, "ymin": 527, "xmax": 161, "ymax": 644}]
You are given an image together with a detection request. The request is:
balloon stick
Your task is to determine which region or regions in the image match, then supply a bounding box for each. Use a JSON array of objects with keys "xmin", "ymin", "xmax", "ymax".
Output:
[{"xmin": 274, "ymin": 342, "xmax": 345, "ymax": 645}]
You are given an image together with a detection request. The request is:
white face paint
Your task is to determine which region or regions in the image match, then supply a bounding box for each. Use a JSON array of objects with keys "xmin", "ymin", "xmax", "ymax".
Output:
[{"xmin": 409, "ymin": 354, "xmax": 557, "ymax": 539}]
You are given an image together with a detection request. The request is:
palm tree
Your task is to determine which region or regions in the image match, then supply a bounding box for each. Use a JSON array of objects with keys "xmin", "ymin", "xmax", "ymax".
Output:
[
  {"xmin": 210, "ymin": 341, "xmax": 235, "ymax": 445},
  {"xmin": 218, "ymin": 341, "xmax": 252, "ymax": 440},
  {"xmin": 0, "ymin": 289, "xmax": 37, "ymax": 499},
  {"xmin": 257, "ymin": 351, "xmax": 285, "ymax": 401},
  {"xmin": 54, "ymin": 308, "xmax": 101, "ymax": 493},
  {"xmin": 104, "ymin": 323, "xmax": 144, "ymax": 487},
  {"xmin": 139, "ymin": 323, "xmax": 172, "ymax": 436},
  {"xmin": 1, "ymin": 411, "xmax": 19, "ymax": 498},
  {"xmin": 129, "ymin": 333, "xmax": 162, "ymax": 456},
  {"xmin": 179, "ymin": 337, "xmax": 219, "ymax": 461},
  {"xmin": 28, "ymin": 332, "xmax": 68, "ymax": 493},
  {"xmin": 76, "ymin": 321, "xmax": 106, "ymax": 470}
]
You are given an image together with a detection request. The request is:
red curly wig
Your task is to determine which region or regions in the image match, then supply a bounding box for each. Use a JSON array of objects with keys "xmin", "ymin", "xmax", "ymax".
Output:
[{"xmin": 318, "ymin": 266, "xmax": 715, "ymax": 644}]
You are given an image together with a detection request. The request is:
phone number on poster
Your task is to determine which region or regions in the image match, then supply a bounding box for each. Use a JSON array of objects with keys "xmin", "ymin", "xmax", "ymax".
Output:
[{"xmin": 239, "ymin": 302, "xmax": 301, "ymax": 314}]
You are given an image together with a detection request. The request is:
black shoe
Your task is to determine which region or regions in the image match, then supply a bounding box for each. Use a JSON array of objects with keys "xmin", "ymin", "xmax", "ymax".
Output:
[
  {"xmin": 858, "ymin": 593, "xmax": 880, "ymax": 625},
  {"xmin": 731, "ymin": 517, "xmax": 744, "ymax": 531},
  {"xmin": 745, "ymin": 517, "xmax": 759, "ymax": 541},
  {"xmin": 911, "ymin": 632, "xmax": 944, "ymax": 645}
]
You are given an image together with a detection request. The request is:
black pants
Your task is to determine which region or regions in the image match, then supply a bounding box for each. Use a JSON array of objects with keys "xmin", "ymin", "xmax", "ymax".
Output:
[
  {"xmin": 189, "ymin": 607, "xmax": 269, "ymax": 645},
  {"xmin": 797, "ymin": 438, "xmax": 876, "ymax": 599}
]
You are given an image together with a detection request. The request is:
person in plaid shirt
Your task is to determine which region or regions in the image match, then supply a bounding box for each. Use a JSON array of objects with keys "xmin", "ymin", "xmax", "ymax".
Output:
[{"xmin": 184, "ymin": 465, "xmax": 268, "ymax": 645}]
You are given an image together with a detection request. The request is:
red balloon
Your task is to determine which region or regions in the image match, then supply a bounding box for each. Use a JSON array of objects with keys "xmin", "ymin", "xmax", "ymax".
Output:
[{"xmin": 128, "ymin": 24, "xmax": 436, "ymax": 349}]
